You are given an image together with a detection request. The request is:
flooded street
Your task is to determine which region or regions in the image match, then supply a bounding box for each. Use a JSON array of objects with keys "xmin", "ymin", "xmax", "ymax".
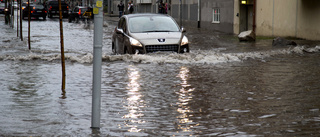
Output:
[{"xmin": 1, "ymin": 14, "xmax": 320, "ymax": 136}]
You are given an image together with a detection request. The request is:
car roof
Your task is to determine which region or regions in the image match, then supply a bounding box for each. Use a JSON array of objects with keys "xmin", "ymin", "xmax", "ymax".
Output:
[{"xmin": 123, "ymin": 13, "xmax": 171, "ymax": 19}]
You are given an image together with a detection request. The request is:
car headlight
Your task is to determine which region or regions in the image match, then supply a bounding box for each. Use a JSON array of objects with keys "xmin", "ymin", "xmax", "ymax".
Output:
[
  {"xmin": 130, "ymin": 37, "xmax": 142, "ymax": 47},
  {"xmin": 181, "ymin": 36, "xmax": 188, "ymax": 46}
]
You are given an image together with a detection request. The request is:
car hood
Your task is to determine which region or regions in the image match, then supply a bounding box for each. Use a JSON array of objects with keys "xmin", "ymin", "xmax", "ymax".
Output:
[{"xmin": 130, "ymin": 32, "xmax": 183, "ymax": 45}]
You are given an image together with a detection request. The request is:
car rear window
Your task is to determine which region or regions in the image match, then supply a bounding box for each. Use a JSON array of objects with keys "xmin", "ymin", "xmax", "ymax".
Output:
[
  {"xmin": 128, "ymin": 16, "xmax": 180, "ymax": 33},
  {"xmin": 80, "ymin": 8, "xmax": 88, "ymax": 13},
  {"xmin": 34, "ymin": 5, "xmax": 44, "ymax": 9}
]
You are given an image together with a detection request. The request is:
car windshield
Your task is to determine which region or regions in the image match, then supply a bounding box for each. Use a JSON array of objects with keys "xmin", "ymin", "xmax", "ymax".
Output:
[{"xmin": 128, "ymin": 16, "xmax": 180, "ymax": 33}]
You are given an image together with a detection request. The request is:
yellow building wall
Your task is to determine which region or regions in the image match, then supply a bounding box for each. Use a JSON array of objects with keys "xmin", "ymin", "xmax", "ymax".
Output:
[
  {"xmin": 254, "ymin": 0, "xmax": 320, "ymax": 40},
  {"xmin": 297, "ymin": 0, "xmax": 320, "ymax": 40},
  {"xmin": 255, "ymin": 0, "xmax": 297, "ymax": 37}
]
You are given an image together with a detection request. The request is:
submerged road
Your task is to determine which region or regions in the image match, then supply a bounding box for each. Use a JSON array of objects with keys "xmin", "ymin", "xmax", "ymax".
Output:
[{"xmin": 1, "ymin": 13, "xmax": 320, "ymax": 136}]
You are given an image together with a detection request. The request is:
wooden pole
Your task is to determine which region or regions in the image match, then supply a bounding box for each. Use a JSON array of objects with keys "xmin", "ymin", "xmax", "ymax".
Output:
[
  {"xmin": 20, "ymin": 0, "xmax": 23, "ymax": 41},
  {"xmin": 28, "ymin": 0, "xmax": 31, "ymax": 49},
  {"xmin": 58, "ymin": 0, "xmax": 66, "ymax": 93}
]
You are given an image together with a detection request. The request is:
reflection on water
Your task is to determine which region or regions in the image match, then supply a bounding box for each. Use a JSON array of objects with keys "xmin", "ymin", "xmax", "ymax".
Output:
[
  {"xmin": 176, "ymin": 67, "xmax": 197, "ymax": 132},
  {"xmin": 123, "ymin": 66, "xmax": 145, "ymax": 133}
]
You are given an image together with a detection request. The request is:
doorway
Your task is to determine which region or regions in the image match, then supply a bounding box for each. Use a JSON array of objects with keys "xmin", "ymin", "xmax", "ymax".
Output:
[{"xmin": 239, "ymin": 0, "xmax": 253, "ymax": 32}]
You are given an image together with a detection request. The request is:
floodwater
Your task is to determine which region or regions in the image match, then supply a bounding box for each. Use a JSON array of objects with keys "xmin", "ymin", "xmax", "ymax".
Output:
[{"xmin": 0, "ymin": 14, "xmax": 320, "ymax": 136}]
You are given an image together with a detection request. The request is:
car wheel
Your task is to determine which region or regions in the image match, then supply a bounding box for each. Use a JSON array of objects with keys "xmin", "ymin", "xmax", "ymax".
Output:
[
  {"xmin": 112, "ymin": 42, "xmax": 116, "ymax": 54},
  {"xmin": 124, "ymin": 46, "xmax": 134, "ymax": 54},
  {"xmin": 180, "ymin": 46, "xmax": 190, "ymax": 53},
  {"xmin": 124, "ymin": 46, "xmax": 128, "ymax": 54},
  {"xmin": 43, "ymin": 16, "xmax": 46, "ymax": 20}
]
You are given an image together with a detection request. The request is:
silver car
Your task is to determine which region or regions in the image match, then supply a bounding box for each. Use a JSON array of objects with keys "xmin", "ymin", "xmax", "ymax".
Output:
[{"xmin": 112, "ymin": 13, "xmax": 190, "ymax": 54}]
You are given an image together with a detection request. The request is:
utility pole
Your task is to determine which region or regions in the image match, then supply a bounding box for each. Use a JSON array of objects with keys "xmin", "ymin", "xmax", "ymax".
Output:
[{"xmin": 91, "ymin": 0, "xmax": 103, "ymax": 129}]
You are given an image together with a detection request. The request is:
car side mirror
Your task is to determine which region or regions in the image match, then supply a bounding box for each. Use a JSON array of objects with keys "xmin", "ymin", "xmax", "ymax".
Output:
[
  {"xmin": 116, "ymin": 28, "xmax": 124, "ymax": 34},
  {"xmin": 181, "ymin": 27, "xmax": 186, "ymax": 33}
]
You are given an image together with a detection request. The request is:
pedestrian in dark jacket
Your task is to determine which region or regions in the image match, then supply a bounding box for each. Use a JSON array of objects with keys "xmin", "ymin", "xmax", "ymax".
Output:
[{"xmin": 118, "ymin": 1, "xmax": 124, "ymax": 18}]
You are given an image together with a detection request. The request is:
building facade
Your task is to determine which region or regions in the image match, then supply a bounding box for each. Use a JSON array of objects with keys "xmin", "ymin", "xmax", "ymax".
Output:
[
  {"xmin": 109, "ymin": 0, "xmax": 320, "ymax": 40},
  {"xmin": 234, "ymin": 0, "xmax": 320, "ymax": 40},
  {"xmin": 110, "ymin": 0, "xmax": 235, "ymax": 34}
]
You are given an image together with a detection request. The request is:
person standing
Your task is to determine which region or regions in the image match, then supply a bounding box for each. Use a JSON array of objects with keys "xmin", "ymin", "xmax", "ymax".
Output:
[
  {"xmin": 158, "ymin": 2, "xmax": 164, "ymax": 14},
  {"xmin": 128, "ymin": 1, "xmax": 134, "ymax": 14},
  {"xmin": 117, "ymin": 1, "xmax": 124, "ymax": 18}
]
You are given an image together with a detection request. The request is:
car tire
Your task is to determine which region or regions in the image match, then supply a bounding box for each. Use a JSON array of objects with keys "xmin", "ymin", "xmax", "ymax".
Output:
[
  {"xmin": 124, "ymin": 46, "xmax": 133, "ymax": 54},
  {"xmin": 43, "ymin": 16, "xmax": 46, "ymax": 20},
  {"xmin": 112, "ymin": 42, "xmax": 116, "ymax": 54},
  {"xmin": 180, "ymin": 46, "xmax": 190, "ymax": 53},
  {"xmin": 114, "ymin": 39, "xmax": 120, "ymax": 54},
  {"xmin": 124, "ymin": 47, "xmax": 128, "ymax": 54}
]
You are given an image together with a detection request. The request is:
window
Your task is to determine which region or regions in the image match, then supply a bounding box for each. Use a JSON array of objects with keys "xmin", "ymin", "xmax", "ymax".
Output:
[{"xmin": 212, "ymin": 8, "xmax": 220, "ymax": 23}]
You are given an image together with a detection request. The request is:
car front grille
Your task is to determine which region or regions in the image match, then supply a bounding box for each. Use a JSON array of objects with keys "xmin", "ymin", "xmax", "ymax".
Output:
[{"xmin": 145, "ymin": 45, "xmax": 179, "ymax": 53}]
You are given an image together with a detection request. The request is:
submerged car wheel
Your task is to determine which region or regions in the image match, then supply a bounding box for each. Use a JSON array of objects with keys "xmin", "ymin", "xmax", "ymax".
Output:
[
  {"xmin": 112, "ymin": 42, "xmax": 116, "ymax": 54},
  {"xmin": 124, "ymin": 47, "xmax": 129, "ymax": 54},
  {"xmin": 180, "ymin": 46, "xmax": 190, "ymax": 53}
]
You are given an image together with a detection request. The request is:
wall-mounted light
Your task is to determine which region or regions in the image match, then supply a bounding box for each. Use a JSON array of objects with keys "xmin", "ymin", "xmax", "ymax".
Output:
[{"xmin": 241, "ymin": 0, "xmax": 247, "ymax": 4}]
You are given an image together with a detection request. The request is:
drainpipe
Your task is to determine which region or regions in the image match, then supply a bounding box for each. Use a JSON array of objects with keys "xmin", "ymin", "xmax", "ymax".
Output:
[{"xmin": 253, "ymin": 0, "xmax": 256, "ymax": 33}]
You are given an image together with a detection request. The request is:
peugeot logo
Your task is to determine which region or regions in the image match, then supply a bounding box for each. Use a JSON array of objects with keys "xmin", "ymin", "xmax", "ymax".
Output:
[{"xmin": 158, "ymin": 39, "xmax": 166, "ymax": 43}]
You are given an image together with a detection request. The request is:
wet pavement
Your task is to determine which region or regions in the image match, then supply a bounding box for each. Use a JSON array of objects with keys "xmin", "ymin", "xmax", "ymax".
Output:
[{"xmin": 0, "ymin": 13, "xmax": 320, "ymax": 136}]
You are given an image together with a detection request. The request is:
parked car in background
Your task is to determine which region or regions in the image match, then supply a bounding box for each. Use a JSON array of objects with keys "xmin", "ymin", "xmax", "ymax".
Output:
[
  {"xmin": 0, "ymin": 3, "xmax": 5, "ymax": 14},
  {"xmin": 45, "ymin": 0, "xmax": 69, "ymax": 18},
  {"xmin": 22, "ymin": 4, "xmax": 47, "ymax": 20},
  {"xmin": 68, "ymin": 6, "xmax": 93, "ymax": 23},
  {"xmin": 112, "ymin": 13, "xmax": 190, "ymax": 54},
  {"xmin": 21, "ymin": 2, "xmax": 33, "ymax": 9}
]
